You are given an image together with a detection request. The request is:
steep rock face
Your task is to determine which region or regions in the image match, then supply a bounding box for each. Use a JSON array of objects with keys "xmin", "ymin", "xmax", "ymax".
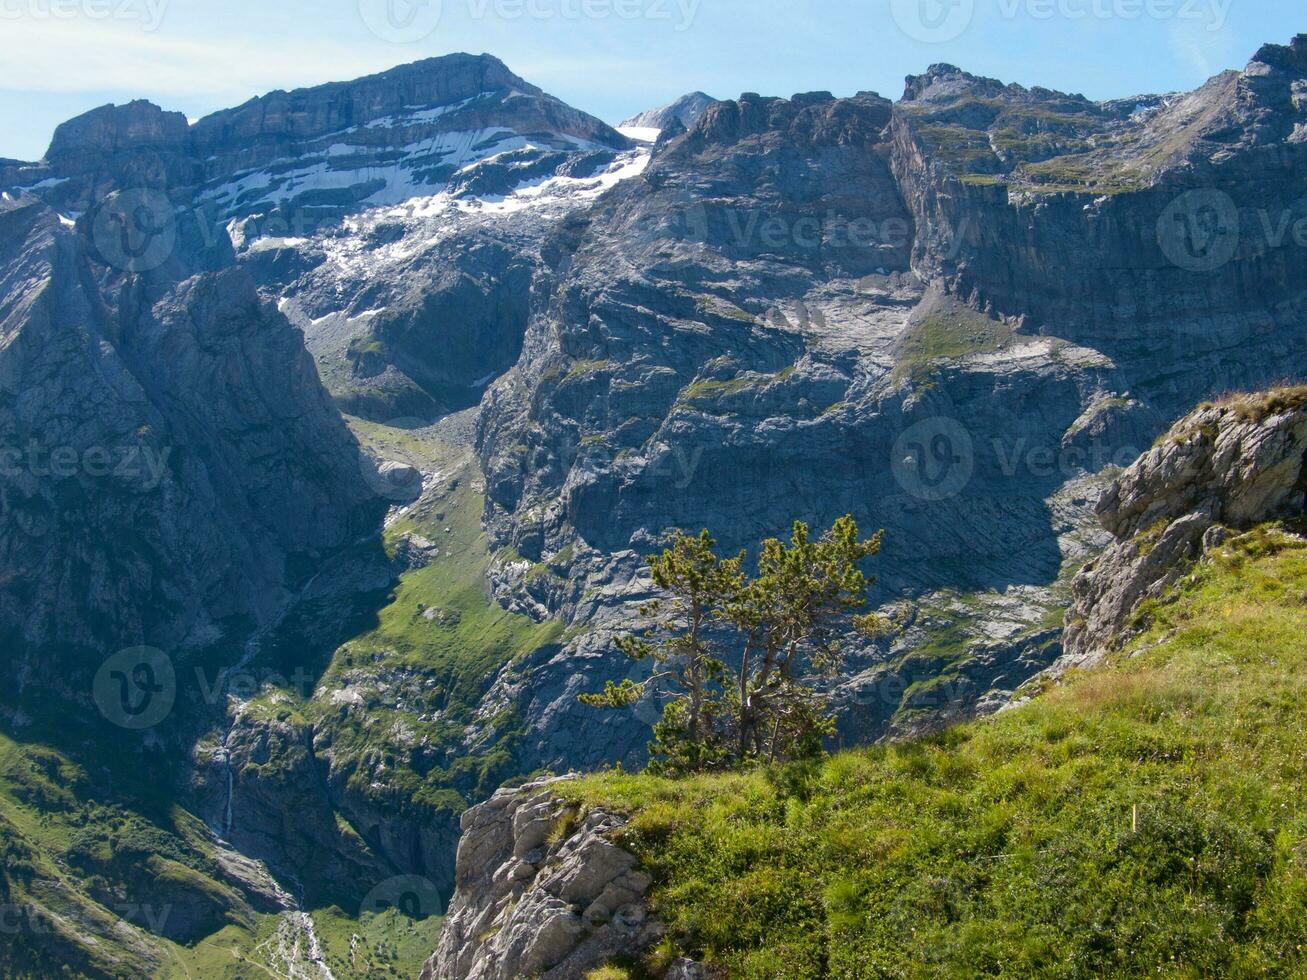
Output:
[
  {"xmin": 890, "ymin": 42, "xmax": 1307, "ymax": 416},
  {"xmin": 0, "ymin": 100, "xmax": 199, "ymax": 216},
  {"xmin": 43, "ymin": 100, "xmax": 195, "ymax": 207},
  {"xmin": 479, "ymin": 90, "xmax": 912, "ymax": 584},
  {"xmin": 283, "ymin": 220, "xmax": 550, "ymax": 422},
  {"xmin": 1063, "ymin": 388, "xmax": 1307, "ymax": 665},
  {"xmin": 188, "ymin": 701, "xmax": 438, "ymax": 910},
  {"xmin": 0, "ymin": 193, "xmax": 375, "ymax": 664},
  {"xmin": 46, "ymin": 99, "xmax": 190, "ymax": 159},
  {"xmin": 620, "ymin": 91, "xmax": 718, "ymax": 134},
  {"xmin": 467, "ymin": 40, "xmax": 1307, "ymax": 776},
  {"xmin": 424, "ymin": 776, "xmax": 661, "ymax": 980}
]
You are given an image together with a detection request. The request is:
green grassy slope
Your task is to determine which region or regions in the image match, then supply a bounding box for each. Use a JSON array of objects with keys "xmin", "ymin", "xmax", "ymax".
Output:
[
  {"xmin": 0, "ymin": 728, "xmax": 242, "ymax": 979},
  {"xmin": 563, "ymin": 523, "xmax": 1307, "ymax": 978},
  {"xmin": 304, "ymin": 417, "xmax": 565, "ymax": 816}
]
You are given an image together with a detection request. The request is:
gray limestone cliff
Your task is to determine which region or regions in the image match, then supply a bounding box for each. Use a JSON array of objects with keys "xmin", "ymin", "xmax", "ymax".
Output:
[
  {"xmin": 0, "ymin": 192, "xmax": 376, "ymax": 667},
  {"xmin": 1062, "ymin": 387, "xmax": 1307, "ymax": 666},
  {"xmin": 423, "ymin": 776, "xmax": 663, "ymax": 980},
  {"xmin": 620, "ymin": 92, "xmax": 718, "ymax": 133},
  {"xmin": 462, "ymin": 38, "xmax": 1307, "ymax": 780}
]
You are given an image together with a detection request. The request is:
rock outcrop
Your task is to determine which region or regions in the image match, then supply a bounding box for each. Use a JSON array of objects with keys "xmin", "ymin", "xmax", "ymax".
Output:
[
  {"xmin": 424, "ymin": 776, "xmax": 661, "ymax": 980},
  {"xmin": 620, "ymin": 91, "xmax": 718, "ymax": 134},
  {"xmin": 1063, "ymin": 387, "xmax": 1307, "ymax": 665}
]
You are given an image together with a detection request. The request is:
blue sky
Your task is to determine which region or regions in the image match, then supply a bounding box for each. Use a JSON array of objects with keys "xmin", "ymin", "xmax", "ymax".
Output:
[{"xmin": 0, "ymin": 0, "xmax": 1301, "ymax": 160}]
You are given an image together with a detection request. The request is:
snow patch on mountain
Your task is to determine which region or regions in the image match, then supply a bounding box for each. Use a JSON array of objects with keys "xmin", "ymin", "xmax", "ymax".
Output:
[
  {"xmin": 618, "ymin": 125, "xmax": 661, "ymax": 143},
  {"xmin": 201, "ymin": 126, "xmax": 617, "ymax": 218}
]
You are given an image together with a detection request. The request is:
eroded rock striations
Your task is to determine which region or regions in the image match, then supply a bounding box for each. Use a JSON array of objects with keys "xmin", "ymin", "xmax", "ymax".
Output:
[
  {"xmin": 424, "ymin": 776, "xmax": 661, "ymax": 980},
  {"xmin": 3, "ymin": 39, "xmax": 1307, "ymax": 969},
  {"xmin": 466, "ymin": 38, "xmax": 1307, "ymax": 777},
  {"xmin": 620, "ymin": 91, "xmax": 718, "ymax": 135},
  {"xmin": 0, "ymin": 191, "xmax": 375, "ymax": 672},
  {"xmin": 1063, "ymin": 388, "xmax": 1307, "ymax": 665}
]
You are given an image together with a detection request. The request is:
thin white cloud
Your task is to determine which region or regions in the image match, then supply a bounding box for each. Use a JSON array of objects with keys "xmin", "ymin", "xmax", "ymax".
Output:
[
  {"xmin": 0, "ymin": 15, "xmax": 669, "ymax": 133},
  {"xmin": 0, "ymin": 18, "xmax": 395, "ymax": 100},
  {"xmin": 1166, "ymin": 17, "xmax": 1239, "ymax": 84}
]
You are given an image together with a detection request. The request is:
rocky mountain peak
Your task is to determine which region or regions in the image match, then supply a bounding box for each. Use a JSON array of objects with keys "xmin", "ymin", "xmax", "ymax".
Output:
[
  {"xmin": 1248, "ymin": 33, "xmax": 1307, "ymax": 74},
  {"xmin": 678, "ymin": 87, "xmax": 891, "ymax": 150},
  {"xmin": 902, "ymin": 63, "xmax": 1006, "ymax": 103},
  {"xmin": 190, "ymin": 52, "xmax": 541, "ymax": 150},
  {"xmin": 179, "ymin": 51, "xmax": 633, "ymax": 222},
  {"xmin": 620, "ymin": 90, "xmax": 717, "ymax": 133},
  {"xmin": 45, "ymin": 99, "xmax": 189, "ymax": 161}
]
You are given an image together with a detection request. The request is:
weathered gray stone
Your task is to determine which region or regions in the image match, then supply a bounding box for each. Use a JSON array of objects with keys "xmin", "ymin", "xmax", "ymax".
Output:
[
  {"xmin": 1062, "ymin": 393, "xmax": 1307, "ymax": 665},
  {"xmin": 424, "ymin": 776, "xmax": 661, "ymax": 980}
]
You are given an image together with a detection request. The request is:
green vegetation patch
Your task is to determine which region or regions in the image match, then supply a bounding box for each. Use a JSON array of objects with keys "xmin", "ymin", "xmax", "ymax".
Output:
[
  {"xmin": 311, "ymin": 905, "xmax": 446, "ymax": 979},
  {"xmin": 563, "ymin": 524, "xmax": 1307, "ymax": 978},
  {"xmin": 1202, "ymin": 384, "xmax": 1307, "ymax": 423},
  {"xmin": 0, "ymin": 729, "xmax": 258, "ymax": 978},
  {"xmin": 894, "ymin": 307, "xmax": 1014, "ymax": 383},
  {"xmin": 1016, "ymin": 153, "xmax": 1147, "ymax": 196},
  {"xmin": 565, "ymin": 359, "xmax": 613, "ymax": 382},
  {"xmin": 680, "ymin": 365, "xmax": 796, "ymax": 405},
  {"xmin": 915, "ymin": 124, "xmax": 997, "ymax": 171},
  {"xmin": 312, "ymin": 426, "xmax": 564, "ymax": 812}
]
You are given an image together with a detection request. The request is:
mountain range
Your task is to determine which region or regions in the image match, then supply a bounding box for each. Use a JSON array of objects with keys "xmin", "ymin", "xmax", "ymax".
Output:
[{"xmin": 1, "ymin": 36, "xmax": 1306, "ymax": 978}]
